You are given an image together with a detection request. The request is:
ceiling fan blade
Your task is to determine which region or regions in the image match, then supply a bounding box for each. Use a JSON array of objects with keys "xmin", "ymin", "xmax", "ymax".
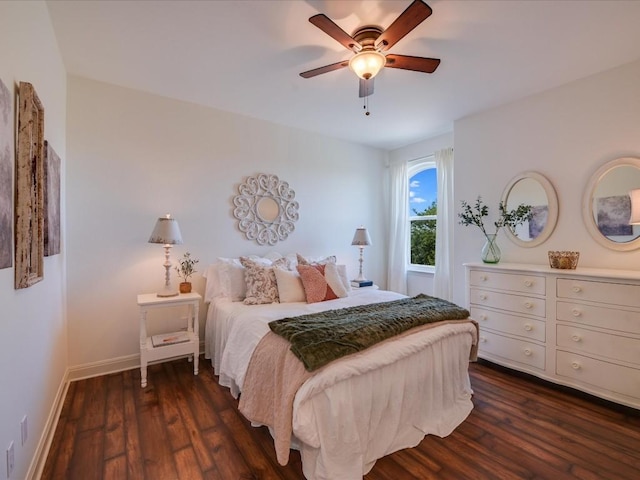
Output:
[
  {"xmin": 359, "ymin": 78, "xmax": 375, "ymax": 98},
  {"xmin": 375, "ymin": 0, "xmax": 432, "ymax": 52},
  {"xmin": 300, "ymin": 60, "xmax": 350, "ymax": 78},
  {"xmin": 309, "ymin": 14, "xmax": 362, "ymax": 52},
  {"xmin": 385, "ymin": 54, "xmax": 440, "ymax": 73}
]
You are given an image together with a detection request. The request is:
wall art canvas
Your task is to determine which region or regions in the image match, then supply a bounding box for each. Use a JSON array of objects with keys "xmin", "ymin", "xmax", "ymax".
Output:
[
  {"xmin": 15, "ymin": 82, "xmax": 44, "ymax": 289},
  {"xmin": 44, "ymin": 141, "xmax": 61, "ymax": 256},
  {"xmin": 0, "ymin": 78, "xmax": 12, "ymax": 269},
  {"xmin": 596, "ymin": 195, "xmax": 632, "ymax": 236},
  {"xmin": 528, "ymin": 205, "xmax": 548, "ymax": 240}
]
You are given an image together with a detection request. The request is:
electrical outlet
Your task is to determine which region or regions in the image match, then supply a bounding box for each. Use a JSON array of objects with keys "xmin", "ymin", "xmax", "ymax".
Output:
[
  {"xmin": 6, "ymin": 441, "xmax": 14, "ymax": 477},
  {"xmin": 21, "ymin": 415, "xmax": 28, "ymax": 445}
]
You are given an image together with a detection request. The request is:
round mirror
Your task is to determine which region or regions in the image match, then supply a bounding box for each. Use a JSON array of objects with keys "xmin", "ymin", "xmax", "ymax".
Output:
[
  {"xmin": 256, "ymin": 196, "xmax": 280, "ymax": 223},
  {"xmin": 502, "ymin": 171, "xmax": 558, "ymax": 247},
  {"xmin": 582, "ymin": 157, "xmax": 640, "ymax": 251}
]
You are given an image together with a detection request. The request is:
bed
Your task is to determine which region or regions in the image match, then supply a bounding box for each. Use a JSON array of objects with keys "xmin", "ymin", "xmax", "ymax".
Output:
[{"xmin": 203, "ymin": 255, "xmax": 478, "ymax": 480}]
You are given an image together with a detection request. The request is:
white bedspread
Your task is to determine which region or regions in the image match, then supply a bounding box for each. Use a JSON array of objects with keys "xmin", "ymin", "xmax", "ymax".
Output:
[
  {"xmin": 204, "ymin": 290, "xmax": 477, "ymax": 479},
  {"xmin": 205, "ymin": 288, "xmax": 406, "ymax": 397}
]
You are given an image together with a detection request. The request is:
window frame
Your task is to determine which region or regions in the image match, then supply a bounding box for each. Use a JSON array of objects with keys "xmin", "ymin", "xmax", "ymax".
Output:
[{"xmin": 407, "ymin": 156, "xmax": 437, "ymax": 273}]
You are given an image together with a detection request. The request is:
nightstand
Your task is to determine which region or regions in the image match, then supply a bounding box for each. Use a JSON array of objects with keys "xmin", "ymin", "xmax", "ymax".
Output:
[{"xmin": 137, "ymin": 292, "xmax": 201, "ymax": 388}]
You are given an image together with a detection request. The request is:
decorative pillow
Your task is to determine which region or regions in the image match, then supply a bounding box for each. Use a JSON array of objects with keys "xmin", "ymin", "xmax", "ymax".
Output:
[
  {"xmin": 202, "ymin": 263, "xmax": 222, "ymax": 302},
  {"xmin": 217, "ymin": 257, "xmax": 247, "ymax": 301},
  {"xmin": 240, "ymin": 257, "xmax": 279, "ymax": 305},
  {"xmin": 274, "ymin": 268, "xmax": 306, "ymax": 303},
  {"xmin": 324, "ymin": 263, "xmax": 349, "ymax": 298},
  {"xmin": 272, "ymin": 256, "xmax": 296, "ymax": 271},
  {"xmin": 296, "ymin": 253, "xmax": 337, "ymax": 266},
  {"xmin": 336, "ymin": 264, "xmax": 351, "ymax": 293},
  {"xmin": 297, "ymin": 264, "xmax": 338, "ymax": 303}
]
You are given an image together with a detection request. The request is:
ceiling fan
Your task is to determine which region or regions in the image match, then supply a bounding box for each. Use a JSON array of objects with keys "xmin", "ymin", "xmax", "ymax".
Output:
[{"xmin": 299, "ymin": 0, "xmax": 440, "ymax": 101}]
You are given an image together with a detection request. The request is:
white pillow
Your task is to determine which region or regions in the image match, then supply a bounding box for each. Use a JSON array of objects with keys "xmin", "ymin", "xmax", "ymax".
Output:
[
  {"xmin": 217, "ymin": 258, "xmax": 246, "ymax": 301},
  {"xmin": 325, "ymin": 263, "xmax": 349, "ymax": 298},
  {"xmin": 296, "ymin": 253, "xmax": 337, "ymax": 266},
  {"xmin": 336, "ymin": 264, "xmax": 351, "ymax": 292},
  {"xmin": 263, "ymin": 251, "xmax": 284, "ymax": 262},
  {"xmin": 202, "ymin": 263, "xmax": 222, "ymax": 302},
  {"xmin": 274, "ymin": 268, "xmax": 306, "ymax": 303}
]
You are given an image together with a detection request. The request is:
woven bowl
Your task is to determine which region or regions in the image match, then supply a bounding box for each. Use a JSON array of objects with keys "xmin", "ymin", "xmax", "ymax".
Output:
[{"xmin": 548, "ymin": 251, "xmax": 580, "ymax": 269}]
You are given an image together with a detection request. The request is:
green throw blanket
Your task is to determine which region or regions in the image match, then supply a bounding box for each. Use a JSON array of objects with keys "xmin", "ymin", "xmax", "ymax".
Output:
[{"xmin": 268, "ymin": 294, "xmax": 470, "ymax": 372}]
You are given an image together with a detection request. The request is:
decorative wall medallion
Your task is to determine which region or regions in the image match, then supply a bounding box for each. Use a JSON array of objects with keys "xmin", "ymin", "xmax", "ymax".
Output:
[{"xmin": 233, "ymin": 174, "xmax": 299, "ymax": 245}]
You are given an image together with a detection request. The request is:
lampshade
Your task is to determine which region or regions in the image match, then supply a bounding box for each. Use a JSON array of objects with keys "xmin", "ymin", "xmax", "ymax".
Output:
[
  {"xmin": 351, "ymin": 227, "xmax": 372, "ymax": 246},
  {"xmin": 349, "ymin": 51, "xmax": 386, "ymax": 80},
  {"xmin": 148, "ymin": 214, "xmax": 183, "ymax": 245},
  {"xmin": 629, "ymin": 189, "xmax": 640, "ymax": 225}
]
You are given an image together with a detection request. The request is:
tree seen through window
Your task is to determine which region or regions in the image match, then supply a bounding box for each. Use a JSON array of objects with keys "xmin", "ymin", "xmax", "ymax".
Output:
[{"xmin": 409, "ymin": 164, "xmax": 437, "ymax": 267}]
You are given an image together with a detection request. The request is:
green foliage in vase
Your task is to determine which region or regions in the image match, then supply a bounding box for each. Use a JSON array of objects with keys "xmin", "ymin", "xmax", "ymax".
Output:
[
  {"xmin": 175, "ymin": 252, "xmax": 199, "ymax": 282},
  {"xmin": 458, "ymin": 196, "xmax": 532, "ymax": 239}
]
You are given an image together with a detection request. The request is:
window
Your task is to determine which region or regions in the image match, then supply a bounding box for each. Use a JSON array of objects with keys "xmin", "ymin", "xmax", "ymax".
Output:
[{"xmin": 408, "ymin": 157, "xmax": 437, "ymax": 269}]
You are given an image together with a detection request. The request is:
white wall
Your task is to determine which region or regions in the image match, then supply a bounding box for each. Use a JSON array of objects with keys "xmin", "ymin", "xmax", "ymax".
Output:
[
  {"xmin": 66, "ymin": 76, "xmax": 388, "ymax": 370},
  {"xmin": 0, "ymin": 2, "xmax": 67, "ymax": 479},
  {"xmin": 388, "ymin": 132, "xmax": 454, "ymax": 296},
  {"xmin": 452, "ymin": 59, "xmax": 640, "ymax": 307}
]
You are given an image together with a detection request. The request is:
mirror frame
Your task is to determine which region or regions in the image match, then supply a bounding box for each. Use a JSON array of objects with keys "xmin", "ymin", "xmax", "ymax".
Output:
[
  {"xmin": 582, "ymin": 157, "xmax": 640, "ymax": 252},
  {"xmin": 233, "ymin": 173, "xmax": 299, "ymax": 246},
  {"xmin": 502, "ymin": 171, "xmax": 558, "ymax": 248}
]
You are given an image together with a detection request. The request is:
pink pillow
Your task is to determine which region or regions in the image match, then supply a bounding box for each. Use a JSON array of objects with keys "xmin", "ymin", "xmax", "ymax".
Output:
[{"xmin": 297, "ymin": 264, "xmax": 338, "ymax": 303}]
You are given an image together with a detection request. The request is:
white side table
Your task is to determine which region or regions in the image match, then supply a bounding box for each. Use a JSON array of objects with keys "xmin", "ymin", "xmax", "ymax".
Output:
[{"xmin": 137, "ymin": 292, "xmax": 201, "ymax": 388}]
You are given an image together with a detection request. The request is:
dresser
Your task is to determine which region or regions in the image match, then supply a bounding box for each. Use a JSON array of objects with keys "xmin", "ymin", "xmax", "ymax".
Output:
[{"xmin": 465, "ymin": 262, "xmax": 640, "ymax": 409}]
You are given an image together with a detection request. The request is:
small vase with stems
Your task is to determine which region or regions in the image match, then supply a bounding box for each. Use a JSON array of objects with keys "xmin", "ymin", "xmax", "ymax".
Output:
[{"xmin": 458, "ymin": 196, "xmax": 532, "ymax": 264}]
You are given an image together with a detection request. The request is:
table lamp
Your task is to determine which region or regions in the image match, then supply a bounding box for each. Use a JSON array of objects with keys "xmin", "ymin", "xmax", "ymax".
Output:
[
  {"xmin": 351, "ymin": 226, "xmax": 372, "ymax": 282},
  {"xmin": 148, "ymin": 214, "xmax": 183, "ymax": 297}
]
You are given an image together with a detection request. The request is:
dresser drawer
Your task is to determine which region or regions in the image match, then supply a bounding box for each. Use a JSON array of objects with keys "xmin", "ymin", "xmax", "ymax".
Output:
[
  {"xmin": 556, "ymin": 350, "xmax": 640, "ymax": 401},
  {"xmin": 470, "ymin": 288, "xmax": 545, "ymax": 318},
  {"xmin": 469, "ymin": 270, "xmax": 545, "ymax": 295},
  {"xmin": 557, "ymin": 301, "xmax": 640, "ymax": 335},
  {"xmin": 557, "ymin": 325, "xmax": 640, "ymax": 365},
  {"xmin": 479, "ymin": 330, "xmax": 545, "ymax": 370},
  {"xmin": 471, "ymin": 307, "xmax": 545, "ymax": 342},
  {"xmin": 557, "ymin": 278, "xmax": 640, "ymax": 308}
]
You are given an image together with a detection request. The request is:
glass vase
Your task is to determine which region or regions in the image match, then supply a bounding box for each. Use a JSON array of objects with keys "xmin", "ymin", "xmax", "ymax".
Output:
[{"xmin": 481, "ymin": 234, "xmax": 501, "ymax": 263}]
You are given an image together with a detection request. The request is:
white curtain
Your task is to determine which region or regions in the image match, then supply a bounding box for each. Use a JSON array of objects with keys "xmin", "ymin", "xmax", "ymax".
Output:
[
  {"xmin": 387, "ymin": 158, "xmax": 408, "ymax": 294},
  {"xmin": 434, "ymin": 147, "xmax": 454, "ymax": 300}
]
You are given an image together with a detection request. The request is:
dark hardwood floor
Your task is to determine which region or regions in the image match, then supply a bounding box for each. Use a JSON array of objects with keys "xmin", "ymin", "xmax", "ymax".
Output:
[{"xmin": 42, "ymin": 357, "xmax": 640, "ymax": 479}]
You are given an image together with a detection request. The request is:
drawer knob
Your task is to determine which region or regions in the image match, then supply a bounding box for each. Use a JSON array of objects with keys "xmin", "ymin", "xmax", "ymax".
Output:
[
  {"xmin": 571, "ymin": 361, "xmax": 581, "ymax": 370},
  {"xmin": 480, "ymin": 336, "xmax": 487, "ymax": 343},
  {"xmin": 571, "ymin": 334, "xmax": 581, "ymax": 342},
  {"xmin": 571, "ymin": 308, "xmax": 582, "ymax": 317},
  {"xmin": 524, "ymin": 323, "xmax": 533, "ymax": 331},
  {"xmin": 480, "ymin": 275, "xmax": 488, "ymax": 282},
  {"xmin": 524, "ymin": 348, "xmax": 532, "ymax": 356},
  {"xmin": 479, "ymin": 314, "xmax": 487, "ymax": 321},
  {"xmin": 524, "ymin": 280, "xmax": 532, "ymax": 287},
  {"xmin": 572, "ymin": 286, "xmax": 582, "ymax": 293},
  {"xmin": 524, "ymin": 302, "xmax": 533, "ymax": 309},
  {"xmin": 479, "ymin": 293, "xmax": 488, "ymax": 300}
]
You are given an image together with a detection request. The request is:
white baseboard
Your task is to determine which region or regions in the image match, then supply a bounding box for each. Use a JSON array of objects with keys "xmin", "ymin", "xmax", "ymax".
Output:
[
  {"xmin": 67, "ymin": 353, "xmax": 141, "ymax": 382},
  {"xmin": 27, "ymin": 368, "xmax": 69, "ymax": 480}
]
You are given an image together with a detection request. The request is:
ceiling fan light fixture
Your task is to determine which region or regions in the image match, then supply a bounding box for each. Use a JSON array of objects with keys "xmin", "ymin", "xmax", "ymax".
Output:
[{"xmin": 349, "ymin": 50, "xmax": 386, "ymax": 80}]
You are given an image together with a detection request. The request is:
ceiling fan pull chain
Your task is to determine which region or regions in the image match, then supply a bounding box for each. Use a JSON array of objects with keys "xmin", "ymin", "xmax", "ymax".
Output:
[{"xmin": 364, "ymin": 95, "xmax": 371, "ymax": 116}]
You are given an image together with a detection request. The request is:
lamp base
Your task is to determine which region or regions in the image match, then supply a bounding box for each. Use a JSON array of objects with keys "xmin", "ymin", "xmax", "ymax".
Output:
[{"xmin": 157, "ymin": 286, "xmax": 179, "ymax": 298}]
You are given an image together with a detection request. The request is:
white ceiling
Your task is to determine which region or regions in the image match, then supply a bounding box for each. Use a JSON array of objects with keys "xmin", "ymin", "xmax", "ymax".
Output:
[{"xmin": 46, "ymin": 0, "xmax": 640, "ymax": 151}]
